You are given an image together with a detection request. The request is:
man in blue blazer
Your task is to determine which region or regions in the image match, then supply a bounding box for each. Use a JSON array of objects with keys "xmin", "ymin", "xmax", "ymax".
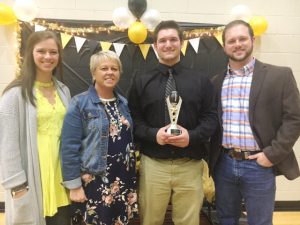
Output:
[{"xmin": 210, "ymin": 20, "xmax": 300, "ymax": 225}]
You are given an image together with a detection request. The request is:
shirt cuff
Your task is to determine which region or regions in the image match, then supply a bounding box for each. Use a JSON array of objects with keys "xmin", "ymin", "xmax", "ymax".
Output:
[{"xmin": 62, "ymin": 177, "xmax": 82, "ymax": 190}]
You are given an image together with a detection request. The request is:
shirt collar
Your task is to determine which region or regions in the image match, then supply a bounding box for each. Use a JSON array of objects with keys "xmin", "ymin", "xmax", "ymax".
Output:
[
  {"xmin": 157, "ymin": 62, "xmax": 182, "ymax": 76},
  {"xmin": 88, "ymin": 85, "xmax": 125, "ymax": 105},
  {"xmin": 227, "ymin": 58, "xmax": 256, "ymax": 77}
]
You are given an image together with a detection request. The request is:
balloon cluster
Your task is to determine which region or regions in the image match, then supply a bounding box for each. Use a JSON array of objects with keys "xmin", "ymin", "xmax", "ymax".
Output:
[
  {"xmin": 112, "ymin": 0, "xmax": 161, "ymax": 44},
  {"xmin": 0, "ymin": 0, "xmax": 38, "ymax": 25},
  {"xmin": 230, "ymin": 4, "xmax": 268, "ymax": 36}
]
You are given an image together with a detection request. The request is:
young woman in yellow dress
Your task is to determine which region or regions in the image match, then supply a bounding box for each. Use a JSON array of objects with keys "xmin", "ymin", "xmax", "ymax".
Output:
[{"xmin": 0, "ymin": 31, "xmax": 71, "ymax": 225}]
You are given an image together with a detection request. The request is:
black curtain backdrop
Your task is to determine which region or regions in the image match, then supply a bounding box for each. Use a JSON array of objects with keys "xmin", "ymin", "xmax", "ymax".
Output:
[{"xmin": 21, "ymin": 19, "xmax": 228, "ymax": 97}]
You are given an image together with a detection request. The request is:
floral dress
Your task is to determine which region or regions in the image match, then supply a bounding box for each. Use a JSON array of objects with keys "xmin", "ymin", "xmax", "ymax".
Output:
[{"xmin": 72, "ymin": 99, "xmax": 138, "ymax": 225}]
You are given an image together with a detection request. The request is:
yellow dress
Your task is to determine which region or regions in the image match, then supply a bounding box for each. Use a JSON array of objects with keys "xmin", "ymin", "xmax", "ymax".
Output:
[{"xmin": 35, "ymin": 86, "xmax": 70, "ymax": 217}]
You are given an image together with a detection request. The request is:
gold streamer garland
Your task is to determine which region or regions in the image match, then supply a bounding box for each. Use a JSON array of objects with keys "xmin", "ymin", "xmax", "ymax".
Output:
[
  {"xmin": 183, "ymin": 27, "xmax": 224, "ymax": 39},
  {"xmin": 30, "ymin": 19, "xmax": 224, "ymax": 39},
  {"xmin": 15, "ymin": 22, "xmax": 22, "ymax": 77},
  {"xmin": 30, "ymin": 19, "xmax": 126, "ymax": 36}
]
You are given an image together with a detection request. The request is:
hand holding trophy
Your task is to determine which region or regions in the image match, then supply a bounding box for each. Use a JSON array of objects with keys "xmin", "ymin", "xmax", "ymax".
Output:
[{"xmin": 166, "ymin": 91, "xmax": 182, "ymax": 135}]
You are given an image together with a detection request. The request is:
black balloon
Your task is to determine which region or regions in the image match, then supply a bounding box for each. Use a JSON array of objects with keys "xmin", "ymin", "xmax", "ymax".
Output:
[{"xmin": 128, "ymin": 0, "xmax": 147, "ymax": 19}]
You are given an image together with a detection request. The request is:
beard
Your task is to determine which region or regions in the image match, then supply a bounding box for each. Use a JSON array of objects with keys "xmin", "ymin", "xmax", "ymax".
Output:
[{"xmin": 227, "ymin": 45, "xmax": 253, "ymax": 62}]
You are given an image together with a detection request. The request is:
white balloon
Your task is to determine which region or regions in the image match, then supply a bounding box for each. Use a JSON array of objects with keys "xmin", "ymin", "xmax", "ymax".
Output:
[
  {"xmin": 230, "ymin": 4, "xmax": 252, "ymax": 22},
  {"xmin": 112, "ymin": 7, "xmax": 136, "ymax": 29},
  {"xmin": 141, "ymin": 9, "xmax": 161, "ymax": 31},
  {"xmin": 13, "ymin": 0, "xmax": 38, "ymax": 22}
]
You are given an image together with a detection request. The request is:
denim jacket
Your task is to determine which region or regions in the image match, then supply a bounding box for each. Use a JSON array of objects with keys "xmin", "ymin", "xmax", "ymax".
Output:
[{"xmin": 61, "ymin": 86, "xmax": 133, "ymax": 189}]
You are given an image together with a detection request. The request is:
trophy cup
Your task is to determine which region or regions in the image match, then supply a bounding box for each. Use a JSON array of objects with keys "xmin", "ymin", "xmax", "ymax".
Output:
[{"xmin": 166, "ymin": 91, "xmax": 182, "ymax": 135}]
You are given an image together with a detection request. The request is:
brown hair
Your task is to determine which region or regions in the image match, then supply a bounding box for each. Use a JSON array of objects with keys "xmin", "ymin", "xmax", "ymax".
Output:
[
  {"xmin": 222, "ymin": 20, "xmax": 254, "ymax": 45},
  {"xmin": 3, "ymin": 31, "xmax": 63, "ymax": 106},
  {"xmin": 153, "ymin": 20, "xmax": 183, "ymax": 43}
]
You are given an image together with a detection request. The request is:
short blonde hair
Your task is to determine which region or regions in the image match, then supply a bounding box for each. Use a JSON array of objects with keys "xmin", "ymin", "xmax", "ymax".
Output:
[{"xmin": 90, "ymin": 50, "xmax": 123, "ymax": 74}]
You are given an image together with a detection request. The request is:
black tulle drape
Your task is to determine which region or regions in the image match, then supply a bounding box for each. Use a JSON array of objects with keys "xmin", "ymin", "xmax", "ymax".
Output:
[{"xmin": 21, "ymin": 19, "xmax": 228, "ymax": 97}]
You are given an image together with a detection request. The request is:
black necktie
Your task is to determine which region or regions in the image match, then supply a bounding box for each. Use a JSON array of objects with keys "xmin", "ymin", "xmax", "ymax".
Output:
[{"xmin": 165, "ymin": 68, "xmax": 176, "ymax": 124}]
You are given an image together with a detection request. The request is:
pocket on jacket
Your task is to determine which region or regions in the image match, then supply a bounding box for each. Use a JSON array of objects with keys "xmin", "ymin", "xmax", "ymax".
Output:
[
  {"xmin": 11, "ymin": 189, "xmax": 36, "ymax": 224},
  {"xmin": 82, "ymin": 109, "xmax": 101, "ymax": 130}
]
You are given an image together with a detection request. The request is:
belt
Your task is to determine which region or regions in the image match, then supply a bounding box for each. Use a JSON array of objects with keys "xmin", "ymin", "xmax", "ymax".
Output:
[{"xmin": 222, "ymin": 147, "xmax": 261, "ymax": 160}]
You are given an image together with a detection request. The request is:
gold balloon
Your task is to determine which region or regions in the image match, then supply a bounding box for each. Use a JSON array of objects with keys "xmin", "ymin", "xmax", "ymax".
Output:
[
  {"xmin": 249, "ymin": 16, "xmax": 268, "ymax": 36},
  {"xmin": 0, "ymin": 3, "xmax": 17, "ymax": 25},
  {"xmin": 128, "ymin": 21, "xmax": 147, "ymax": 44}
]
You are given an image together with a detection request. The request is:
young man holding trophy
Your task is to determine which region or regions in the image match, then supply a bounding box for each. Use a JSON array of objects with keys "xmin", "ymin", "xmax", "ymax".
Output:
[{"xmin": 128, "ymin": 20, "xmax": 217, "ymax": 225}]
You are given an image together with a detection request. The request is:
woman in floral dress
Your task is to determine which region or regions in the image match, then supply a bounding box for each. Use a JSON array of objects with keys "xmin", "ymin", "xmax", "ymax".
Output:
[{"xmin": 60, "ymin": 50, "xmax": 138, "ymax": 225}]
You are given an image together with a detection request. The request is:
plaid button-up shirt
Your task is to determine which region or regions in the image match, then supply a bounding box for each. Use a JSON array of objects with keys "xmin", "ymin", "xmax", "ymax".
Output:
[{"xmin": 221, "ymin": 58, "xmax": 260, "ymax": 151}]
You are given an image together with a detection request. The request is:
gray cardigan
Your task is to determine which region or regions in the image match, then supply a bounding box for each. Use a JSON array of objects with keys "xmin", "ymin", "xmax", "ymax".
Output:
[{"xmin": 0, "ymin": 80, "xmax": 70, "ymax": 225}]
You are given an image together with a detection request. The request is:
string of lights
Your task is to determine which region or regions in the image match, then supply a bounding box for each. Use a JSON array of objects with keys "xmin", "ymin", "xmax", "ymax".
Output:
[
  {"xmin": 29, "ymin": 19, "xmax": 224, "ymax": 39},
  {"xmin": 184, "ymin": 27, "xmax": 224, "ymax": 39},
  {"xmin": 14, "ymin": 22, "xmax": 22, "ymax": 77},
  {"xmin": 30, "ymin": 19, "xmax": 127, "ymax": 36}
]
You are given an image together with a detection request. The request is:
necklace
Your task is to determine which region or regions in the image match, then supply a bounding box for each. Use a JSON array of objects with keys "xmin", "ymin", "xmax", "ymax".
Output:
[
  {"xmin": 102, "ymin": 100, "xmax": 123, "ymax": 142},
  {"xmin": 35, "ymin": 80, "xmax": 54, "ymax": 88}
]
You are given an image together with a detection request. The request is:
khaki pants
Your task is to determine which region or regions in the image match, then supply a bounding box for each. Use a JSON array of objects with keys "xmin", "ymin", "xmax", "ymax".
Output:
[{"xmin": 139, "ymin": 154, "xmax": 204, "ymax": 225}]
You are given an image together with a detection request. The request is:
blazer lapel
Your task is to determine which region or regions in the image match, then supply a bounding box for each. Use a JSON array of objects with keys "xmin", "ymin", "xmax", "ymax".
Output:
[{"xmin": 249, "ymin": 60, "xmax": 267, "ymax": 124}]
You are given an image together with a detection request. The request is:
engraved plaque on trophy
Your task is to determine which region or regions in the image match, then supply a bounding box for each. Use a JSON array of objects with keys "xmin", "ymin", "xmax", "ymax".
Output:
[{"xmin": 166, "ymin": 91, "xmax": 182, "ymax": 136}]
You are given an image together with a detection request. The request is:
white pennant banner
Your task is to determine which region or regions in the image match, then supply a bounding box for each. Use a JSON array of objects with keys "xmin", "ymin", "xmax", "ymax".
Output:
[
  {"xmin": 151, "ymin": 44, "xmax": 159, "ymax": 59},
  {"xmin": 35, "ymin": 24, "xmax": 47, "ymax": 32},
  {"xmin": 113, "ymin": 43, "xmax": 125, "ymax": 57},
  {"xmin": 74, "ymin": 36, "xmax": 86, "ymax": 53},
  {"xmin": 189, "ymin": 37, "xmax": 200, "ymax": 53}
]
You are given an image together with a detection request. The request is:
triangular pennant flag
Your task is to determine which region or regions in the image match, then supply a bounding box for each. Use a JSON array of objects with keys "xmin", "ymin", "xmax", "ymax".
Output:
[
  {"xmin": 215, "ymin": 32, "xmax": 223, "ymax": 46},
  {"xmin": 127, "ymin": 44, "xmax": 136, "ymax": 57},
  {"xmin": 35, "ymin": 24, "xmax": 47, "ymax": 32},
  {"xmin": 139, "ymin": 44, "xmax": 151, "ymax": 60},
  {"xmin": 181, "ymin": 40, "xmax": 188, "ymax": 56},
  {"xmin": 100, "ymin": 41, "xmax": 112, "ymax": 51},
  {"xmin": 151, "ymin": 44, "xmax": 159, "ymax": 59},
  {"xmin": 74, "ymin": 36, "xmax": 86, "ymax": 53},
  {"xmin": 60, "ymin": 33, "xmax": 73, "ymax": 49},
  {"xmin": 113, "ymin": 43, "xmax": 125, "ymax": 57},
  {"xmin": 87, "ymin": 39, "xmax": 100, "ymax": 53},
  {"xmin": 189, "ymin": 37, "xmax": 200, "ymax": 53}
]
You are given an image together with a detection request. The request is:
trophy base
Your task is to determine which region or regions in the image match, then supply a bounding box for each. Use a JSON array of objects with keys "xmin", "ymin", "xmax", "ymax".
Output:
[{"xmin": 167, "ymin": 128, "xmax": 182, "ymax": 136}]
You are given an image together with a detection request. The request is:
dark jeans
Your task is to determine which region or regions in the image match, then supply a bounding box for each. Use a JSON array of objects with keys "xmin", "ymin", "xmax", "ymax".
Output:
[
  {"xmin": 213, "ymin": 153, "xmax": 276, "ymax": 225},
  {"xmin": 46, "ymin": 205, "xmax": 71, "ymax": 225}
]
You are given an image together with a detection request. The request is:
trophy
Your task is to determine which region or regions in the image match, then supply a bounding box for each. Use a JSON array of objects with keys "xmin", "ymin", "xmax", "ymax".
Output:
[{"xmin": 166, "ymin": 91, "xmax": 182, "ymax": 135}]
